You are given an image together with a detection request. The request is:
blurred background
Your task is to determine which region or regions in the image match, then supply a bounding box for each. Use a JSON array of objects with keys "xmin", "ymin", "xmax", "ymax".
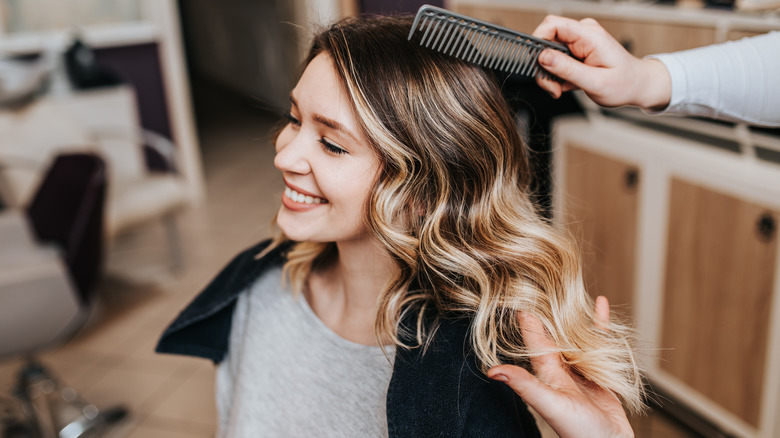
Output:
[{"xmin": 1, "ymin": 1, "xmax": 779, "ymax": 437}]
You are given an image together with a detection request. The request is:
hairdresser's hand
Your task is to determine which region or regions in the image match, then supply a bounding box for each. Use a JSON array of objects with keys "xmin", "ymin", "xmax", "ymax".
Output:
[
  {"xmin": 487, "ymin": 296, "xmax": 633, "ymax": 438},
  {"xmin": 532, "ymin": 15, "xmax": 670, "ymax": 111}
]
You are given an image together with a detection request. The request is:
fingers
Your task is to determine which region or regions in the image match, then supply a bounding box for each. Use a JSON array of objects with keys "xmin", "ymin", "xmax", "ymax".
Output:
[
  {"xmin": 488, "ymin": 364, "xmax": 567, "ymax": 417},
  {"xmin": 533, "ymin": 15, "xmax": 606, "ymax": 51},
  {"xmin": 532, "ymin": 15, "xmax": 585, "ymax": 44},
  {"xmin": 533, "ymin": 14, "xmax": 652, "ymax": 108},
  {"xmin": 536, "ymin": 49, "xmax": 579, "ymax": 94},
  {"xmin": 594, "ymin": 295, "xmax": 610, "ymax": 332},
  {"xmin": 517, "ymin": 312, "xmax": 568, "ymax": 383},
  {"xmin": 537, "ymin": 49, "xmax": 602, "ymax": 91},
  {"xmin": 532, "ymin": 15, "xmax": 562, "ymax": 41},
  {"xmin": 533, "ymin": 17, "xmax": 591, "ymax": 98},
  {"xmin": 518, "ymin": 312, "xmax": 557, "ymax": 353},
  {"xmin": 535, "ymin": 75, "xmax": 564, "ymax": 99},
  {"xmin": 532, "ymin": 15, "xmax": 622, "ymax": 100}
]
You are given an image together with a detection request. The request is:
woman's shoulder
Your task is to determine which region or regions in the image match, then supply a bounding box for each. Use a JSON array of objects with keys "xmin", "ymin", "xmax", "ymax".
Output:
[
  {"xmin": 388, "ymin": 310, "xmax": 541, "ymax": 437},
  {"xmin": 155, "ymin": 239, "xmax": 294, "ymax": 363}
]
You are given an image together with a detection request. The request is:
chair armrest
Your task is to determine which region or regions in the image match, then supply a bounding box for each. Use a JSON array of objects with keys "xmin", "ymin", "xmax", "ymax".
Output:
[
  {"xmin": 0, "ymin": 154, "xmax": 48, "ymax": 208},
  {"xmin": 89, "ymin": 127, "xmax": 179, "ymax": 173},
  {"xmin": 0, "ymin": 209, "xmax": 36, "ymax": 248},
  {"xmin": 141, "ymin": 129, "xmax": 178, "ymax": 173},
  {"xmin": 0, "ymin": 154, "xmax": 47, "ymax": 171}
]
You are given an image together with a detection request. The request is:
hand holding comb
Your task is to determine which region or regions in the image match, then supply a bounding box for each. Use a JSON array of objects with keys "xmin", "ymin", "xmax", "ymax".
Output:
[{"xmin": 408, "ymin": 5, "xmax": 571, "ymax": 80}]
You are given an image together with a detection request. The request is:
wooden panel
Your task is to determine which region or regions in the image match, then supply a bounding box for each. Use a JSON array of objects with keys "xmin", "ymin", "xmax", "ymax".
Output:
[
  {"xmin": 453, "ymin": 3, "xmax": 775, "ymax": 58},
  {"xmin": 564, "ymin": 145, "xmax": 640, "ymax": 316},
  {"xmin": 661, "ymin": 179, "xmax": 778, "ymax": 427},
  {"xmin": 459, "ymin": 5, "xmax": 717, "ymax": 57},
  {"xmin": 631, "ymin": 412, "xmax": 699, "ymax": 438},
  {"xmin": 339, "ymin": 0, "xmax": 358, "ymax": 17},
  {"xmin": 726, "ymin": 29, "xmax": 763, "ymax": 41},
  {"xmin": 455, "ymin": 5, "xmax": 547, "ymax": 34},
  {"xmin": 581, "ymin": 18, "xmax": 716, "ymax": 57}
]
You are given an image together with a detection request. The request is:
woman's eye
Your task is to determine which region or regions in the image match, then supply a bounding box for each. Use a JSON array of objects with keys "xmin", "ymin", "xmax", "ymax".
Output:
[
  {"xmin": 283, "ymin": 112, "xmax": 300, "ymax": 126},
  {"xmin": 319, "ymin": 138, "xmax": 347, "ymax": 155}
]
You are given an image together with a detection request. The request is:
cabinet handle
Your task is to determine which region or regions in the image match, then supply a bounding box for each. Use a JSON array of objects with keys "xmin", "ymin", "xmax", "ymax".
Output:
[
  {"xmin": 624, "ymin": 168, "xmax": 640, "ymax": 190},
  {"xmin": 757, "ymin": 213, "xmax": 777, "ymax": 242},
  {"xmin": 756, "ymin": 213, "xmax": 777, "ymax": 242}
]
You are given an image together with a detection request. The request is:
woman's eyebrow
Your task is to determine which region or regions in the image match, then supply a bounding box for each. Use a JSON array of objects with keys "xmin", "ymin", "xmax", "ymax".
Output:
[
  {"xmin": 289, "ymin": 95, "xmax": 359, "ymax": 143},
  {"xmin": 312, "ymin": 114, "xmax": 359, "ymax": 143}
]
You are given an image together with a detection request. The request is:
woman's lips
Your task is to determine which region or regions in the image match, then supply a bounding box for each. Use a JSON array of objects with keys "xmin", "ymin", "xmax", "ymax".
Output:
[{"xmin": 281, "ymin": 181, "xmax": 328, "ymax": 211}]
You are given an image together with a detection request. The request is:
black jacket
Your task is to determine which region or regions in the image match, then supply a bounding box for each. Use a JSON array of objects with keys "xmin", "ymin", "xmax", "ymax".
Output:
[{"xmin": 156, "ymin": 240, "xmax": 540, "ymax": 437}]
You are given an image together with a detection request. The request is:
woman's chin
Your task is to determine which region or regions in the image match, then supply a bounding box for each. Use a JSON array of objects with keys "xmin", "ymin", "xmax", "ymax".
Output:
[
  {"xmin": 276, "ymin": 217, "xmax": 318, "ymax": 243},
  {"xmin": 276, "ymin": 221, "xmax": 305, "ymax": 242}
]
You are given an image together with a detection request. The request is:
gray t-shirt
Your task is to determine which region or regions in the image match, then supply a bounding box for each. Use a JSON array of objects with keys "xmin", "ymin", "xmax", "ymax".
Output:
[{"xmin": 216, "ymin": 267, "xmax": 394, "ymax": 437}]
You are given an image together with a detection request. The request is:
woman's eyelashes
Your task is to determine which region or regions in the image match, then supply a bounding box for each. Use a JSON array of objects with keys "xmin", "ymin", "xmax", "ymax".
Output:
[
  {"xmin": 285, "ymin": 111, "xmax": 348, "ymax": 155},
  {"xmin": 283, "ymin": 112, "xmax": 300, "ymax": 126},
  {"xmin": 319, "ymin": 138, "xmax": 347, "ymax": 155}
]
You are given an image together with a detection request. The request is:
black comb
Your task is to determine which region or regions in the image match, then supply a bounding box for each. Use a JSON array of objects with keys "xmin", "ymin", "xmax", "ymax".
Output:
[{"xmin": 408, "ymin": 5, "xmax": 571, "ymax": 80}]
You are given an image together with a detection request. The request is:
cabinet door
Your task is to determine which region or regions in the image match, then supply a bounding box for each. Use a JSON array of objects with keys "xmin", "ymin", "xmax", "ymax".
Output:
[
  {"xmin": 564, "ymin": 145, "xmax": 640, "ymax": 314},
  {"xmin": 455, "ymin": 4, "xmax": 546, "ymax": 34},
  {"xmin": 580, "ymin": 18, "xmax": 716, "ymax": 57},
  {"xmin": 661, "ymin": 178, "xmax": 778, "ymax": 427},
  {"xmin": 726, "ymin": 29, "xmax": 764, "ymax": 41}
]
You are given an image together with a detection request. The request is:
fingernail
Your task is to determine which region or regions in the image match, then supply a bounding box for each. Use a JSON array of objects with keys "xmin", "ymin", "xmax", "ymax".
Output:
[
  {"xmin": 490, "ymin": 373, "xmax": 508, "ymax": 382},
  {"xmin": 538, "ymin": 50, "xmax": 555, "ymax": 67}
]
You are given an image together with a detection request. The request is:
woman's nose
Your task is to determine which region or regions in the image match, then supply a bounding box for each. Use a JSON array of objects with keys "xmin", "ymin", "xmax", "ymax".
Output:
[{"xmin": 274, "ymin": 128, "xmax": 311, "ymax": 175}]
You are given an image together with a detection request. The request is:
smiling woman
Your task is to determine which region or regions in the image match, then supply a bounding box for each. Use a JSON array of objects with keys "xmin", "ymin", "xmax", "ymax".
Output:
[
  {"xmin": 273, "ymin": 53, "xmax": 381, "ymax": 245},
  {"xmin": 157, "ymin": 15, "xmax": 644, "ymax": 438}
]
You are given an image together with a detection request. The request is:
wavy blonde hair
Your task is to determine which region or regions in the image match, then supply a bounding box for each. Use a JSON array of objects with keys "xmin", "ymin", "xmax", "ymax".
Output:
[{"xmin": 266, "ymin": 16, "xmax": 644, "ymax": 413}]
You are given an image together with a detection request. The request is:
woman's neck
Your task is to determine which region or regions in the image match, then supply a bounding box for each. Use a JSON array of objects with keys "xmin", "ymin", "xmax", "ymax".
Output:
[{"xmin": 305, "ymin": 237, "xmax": 397, "ymax": 346}]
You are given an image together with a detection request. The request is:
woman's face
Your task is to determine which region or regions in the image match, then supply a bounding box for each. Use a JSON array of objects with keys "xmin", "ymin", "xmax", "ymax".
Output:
[{"xmin": 274, "ymin": 53, "xmax": 380, "ymax": 244}]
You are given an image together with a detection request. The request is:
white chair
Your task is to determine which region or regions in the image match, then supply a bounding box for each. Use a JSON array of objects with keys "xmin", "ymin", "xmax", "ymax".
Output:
[
  {"xmin": 0, "ymin": 85, "xmax": 189, "ymax": 271},
  {"xmin": 0, "ymin": 153, "xmax": 128, "ymax": 438}
]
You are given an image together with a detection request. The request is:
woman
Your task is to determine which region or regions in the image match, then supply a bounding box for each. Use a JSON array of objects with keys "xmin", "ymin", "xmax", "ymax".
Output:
[{"xmin": 157, "ymin": 15, "xmax": 643, "ymax": 437}]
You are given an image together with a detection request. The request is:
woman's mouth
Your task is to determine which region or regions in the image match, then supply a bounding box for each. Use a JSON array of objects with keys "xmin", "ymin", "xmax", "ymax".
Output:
[
  {"xmin": 281, "ymin": 181, "xmax": 329, "ymax": 212},
  {"xmin": 284, "ymin": 187, "xmax": 328, "ymax": 205}
]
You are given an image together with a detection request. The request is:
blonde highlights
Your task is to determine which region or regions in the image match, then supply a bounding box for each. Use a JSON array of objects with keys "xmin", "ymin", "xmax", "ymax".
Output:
[{"xmin": 271, "ymin": 16, "xmax": 644, "ymax": 413}]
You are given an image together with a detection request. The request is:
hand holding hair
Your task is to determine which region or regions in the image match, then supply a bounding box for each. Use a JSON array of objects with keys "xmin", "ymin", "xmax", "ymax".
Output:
[
  {"xmin": 487, "ymin": 296, "xmax": 634, "ymax": 438},
  {"xmin": 532, "ymin": 15, "xmax": 671, "ymax": 112}
]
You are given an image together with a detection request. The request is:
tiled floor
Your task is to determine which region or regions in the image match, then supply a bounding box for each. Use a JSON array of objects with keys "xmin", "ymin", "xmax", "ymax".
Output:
[{"xmin": 0, "ymin": 83, "xmax": 700, "ymax": 438}]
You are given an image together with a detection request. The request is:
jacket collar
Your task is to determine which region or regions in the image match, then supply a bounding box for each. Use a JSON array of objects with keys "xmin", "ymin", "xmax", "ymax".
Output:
[{"xmin": 156, "ymin": 239, "xmax": 293, "ymax": 362}]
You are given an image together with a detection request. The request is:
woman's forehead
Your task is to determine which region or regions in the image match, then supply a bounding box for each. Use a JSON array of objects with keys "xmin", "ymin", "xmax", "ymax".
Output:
[
  {"xmin": 292, "ymin": 55, "xmax": 353, "ymax": 119},
  {"xmin": 291, "ymin": 53, "xmax": 372, "ymax": 152}
]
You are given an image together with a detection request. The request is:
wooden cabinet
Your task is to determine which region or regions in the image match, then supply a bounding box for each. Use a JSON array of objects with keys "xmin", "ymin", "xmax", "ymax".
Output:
[
  {"xmin": 661, "ymin": 179, "xmax": 778, "ymax": 427},
  {"xmin": 584, "ymin": 19, "xmax": 715, "ymax": 56},
  {"xmin": 553, "ymin": 115, "xmax": 780, "ymax": 438},
  {"xmin": 450, "ymin": 0, "xmax": 780, "ymax": 53},
  {"xmin": 455, "ymin": 4, "xmax": 546, "ymax": 34},
  {"xmin": 726, "ymin": 29, "xmax": 765, "ymax": 40},
  {"xmin": 563, "ymin": 145, "xmax": 640, "ymax": 313}
]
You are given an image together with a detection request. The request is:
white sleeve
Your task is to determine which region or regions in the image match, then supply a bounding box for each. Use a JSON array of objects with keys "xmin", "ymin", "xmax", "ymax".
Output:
[{"xmin": 648, "ymin": 32, "xmax": 780, "ymax": 127}]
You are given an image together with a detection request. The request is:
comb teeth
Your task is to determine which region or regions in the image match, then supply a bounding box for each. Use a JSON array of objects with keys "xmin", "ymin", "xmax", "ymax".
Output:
[{"xmin": 408, "ymin": 5, "xmax": 569, "ymax": 80}]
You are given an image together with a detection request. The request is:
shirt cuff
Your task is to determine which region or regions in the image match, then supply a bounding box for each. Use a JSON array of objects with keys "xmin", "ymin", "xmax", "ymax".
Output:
[{"xmin": 642, "ymin": 53, "xmax": 686, "ymax": 116}]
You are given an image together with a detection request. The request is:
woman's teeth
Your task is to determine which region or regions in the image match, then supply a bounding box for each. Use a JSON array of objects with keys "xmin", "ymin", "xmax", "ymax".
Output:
[{"xmin": 285, "ymin": 187, "xmax": 327, "ymax": 204}]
